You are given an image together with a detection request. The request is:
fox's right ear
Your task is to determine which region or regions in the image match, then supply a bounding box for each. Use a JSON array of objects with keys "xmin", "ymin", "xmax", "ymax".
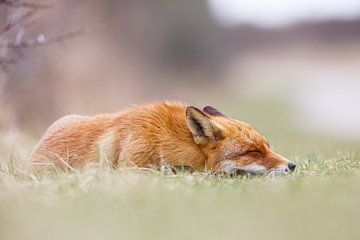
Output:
[
  {"xmin": 203, "ymin": 106, "xmax": 226, "ymax": 117},
  {"xmin": 186, "ymin": 106, "xmax": 222, "ymax": 144}
]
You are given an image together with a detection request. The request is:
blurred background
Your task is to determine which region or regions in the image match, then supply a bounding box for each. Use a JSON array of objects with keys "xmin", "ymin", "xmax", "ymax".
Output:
[
  {"xmin": 1, "ymin": 0, "xmax": 360, "ymax": 150},
  {"xmin": 2, "ymin": 3, "xmax": 360, "ymax": 240}
]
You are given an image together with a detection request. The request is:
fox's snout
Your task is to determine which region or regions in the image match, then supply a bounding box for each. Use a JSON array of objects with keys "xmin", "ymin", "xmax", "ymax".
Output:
[
  {"xmin": 221, "ymin": 154, "xmax": 297, "ymax": 176},
  {"xmin": 288, "ymin": 162, "xmax": 296, "ymax": 172},
  {"xmin": 273, "ymin": 161, "xmax": 297, "ymax": 174},
  {"xmin": 230, "ymin": 161, "xmax": 296, "ymax": 176}
]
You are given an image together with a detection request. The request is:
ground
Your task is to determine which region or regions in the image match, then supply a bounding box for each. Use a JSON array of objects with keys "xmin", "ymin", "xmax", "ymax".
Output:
[{"xmin": 0, "ymin": 102, "xmax": 359, "ymax": 240}]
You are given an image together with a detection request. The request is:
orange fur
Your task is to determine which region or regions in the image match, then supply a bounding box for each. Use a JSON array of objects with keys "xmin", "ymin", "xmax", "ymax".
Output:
[{"xmin": 28, "ymin": 101, "xmax": 294, "ymax": 174}]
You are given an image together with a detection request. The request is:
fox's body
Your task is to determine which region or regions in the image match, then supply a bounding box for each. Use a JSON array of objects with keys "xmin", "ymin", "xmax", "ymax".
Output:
[{"xmin": 28, "ymin": 101, "xmax": 295, "ymax": 174}]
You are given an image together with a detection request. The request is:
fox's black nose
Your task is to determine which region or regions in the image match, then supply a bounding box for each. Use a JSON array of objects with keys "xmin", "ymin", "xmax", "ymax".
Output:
[{"xmin": 288, "ymin": 162, "xmax": 296, "ymax": 172}]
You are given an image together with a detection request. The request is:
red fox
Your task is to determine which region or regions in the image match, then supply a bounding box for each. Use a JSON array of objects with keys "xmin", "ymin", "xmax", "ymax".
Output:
[{"xmin": 28, "ymin": 101, "xmax": 296, "ymax": 175}]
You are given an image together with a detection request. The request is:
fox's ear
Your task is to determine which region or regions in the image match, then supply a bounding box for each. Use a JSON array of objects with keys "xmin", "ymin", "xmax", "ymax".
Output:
[
  {"xmin": 186, "ymin": 106, "xmax": 222, "ymax": 144},
  {"xmin": 203, "ymin": 106, "xmax": 226, "ymax": 117}
]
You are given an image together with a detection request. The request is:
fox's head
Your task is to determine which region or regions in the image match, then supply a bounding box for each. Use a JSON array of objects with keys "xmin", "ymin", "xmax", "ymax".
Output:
[{"xmin": 186, "ymin": 106, "xmax": 296, "ymax": 175}]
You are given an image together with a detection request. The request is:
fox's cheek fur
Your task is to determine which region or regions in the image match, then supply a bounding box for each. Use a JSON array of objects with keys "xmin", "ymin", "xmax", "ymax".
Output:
[
  {"xmin": 219, "ymin": 152, "xmax": 293, "ymax": 175},
  {"xmin": 221, "ymin": 160, "xmax": 267, "ymax": 175}
]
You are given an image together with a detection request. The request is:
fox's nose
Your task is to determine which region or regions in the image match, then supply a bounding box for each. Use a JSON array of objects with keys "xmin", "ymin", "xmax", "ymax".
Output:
[{"xmin": 288, "ymin": 162, "xmax": 296, "ymax": 172}]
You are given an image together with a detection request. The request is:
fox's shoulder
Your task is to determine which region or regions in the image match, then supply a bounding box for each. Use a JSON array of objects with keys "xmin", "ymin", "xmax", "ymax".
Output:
[
  {"xmin": 129, "ymin": 101, "xmax": 187, "ymax": 113},
  {"xmin": 138, "ymin": 101, "xmax": 187, "ymax": 117}
]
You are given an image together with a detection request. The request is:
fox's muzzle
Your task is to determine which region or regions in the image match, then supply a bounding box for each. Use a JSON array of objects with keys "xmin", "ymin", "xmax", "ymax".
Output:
[{"xmin": 288, "ymin": 162, "xmax": 296, "ymax": 172}]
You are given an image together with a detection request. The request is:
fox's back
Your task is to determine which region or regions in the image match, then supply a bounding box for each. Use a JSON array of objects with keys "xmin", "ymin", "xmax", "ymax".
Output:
[{"xmin": 27, "ymin": 101, "xmax": 200, "ymax": 171}]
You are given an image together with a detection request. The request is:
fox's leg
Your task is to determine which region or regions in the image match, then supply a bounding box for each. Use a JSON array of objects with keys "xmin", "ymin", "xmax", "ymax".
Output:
[{"xmin": 116, "ymin": 133, "xmax": 159, "ymax": 169}]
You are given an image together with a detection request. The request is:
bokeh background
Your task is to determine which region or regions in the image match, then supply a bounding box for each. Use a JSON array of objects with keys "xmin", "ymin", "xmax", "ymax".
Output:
[
  {"xmin": 1, "ymin": 0, "xmax": 360, "ymax": 150},
  {"xmin": 1, "ymin": 2, "xmax": 360, "ymax": 240}
]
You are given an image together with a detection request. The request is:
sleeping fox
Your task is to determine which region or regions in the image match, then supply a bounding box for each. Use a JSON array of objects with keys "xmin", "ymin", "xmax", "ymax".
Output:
[{"xmin": 28, "ymin": 101, "xmax": 296, "ymax": 175}]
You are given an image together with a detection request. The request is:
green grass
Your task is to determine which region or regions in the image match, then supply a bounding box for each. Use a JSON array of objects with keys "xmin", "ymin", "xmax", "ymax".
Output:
[{"xmin": 1, "ymin": 129, "xmax": 360, "ymax": 240}]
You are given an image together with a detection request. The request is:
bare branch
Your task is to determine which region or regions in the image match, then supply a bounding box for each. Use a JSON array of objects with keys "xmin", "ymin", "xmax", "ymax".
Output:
[
  {"xmin": 1, "ymin": 9, "xmax": 37, "ymax": 35},
  {"xmin": 0, "ymin": 0, "xmax": 51, "ymax": 9},
  {"xmin": 0, "ymin": 23, "xmax": 106, "ymax": 48},
  {"xmin": 0, "ymin": 1, "xmax": 106, "ymax": 71}
]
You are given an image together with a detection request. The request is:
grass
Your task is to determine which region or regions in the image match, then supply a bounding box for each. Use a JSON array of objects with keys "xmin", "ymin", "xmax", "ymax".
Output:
[{"xmin": 1, "ymin": 128, "xmax": 360, "ymax": 240}]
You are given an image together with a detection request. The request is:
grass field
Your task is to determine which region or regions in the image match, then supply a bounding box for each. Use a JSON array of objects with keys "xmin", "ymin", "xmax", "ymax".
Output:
[{"xmin": 1, "ymin": 102, "xmax": 360, "ymax": 240}]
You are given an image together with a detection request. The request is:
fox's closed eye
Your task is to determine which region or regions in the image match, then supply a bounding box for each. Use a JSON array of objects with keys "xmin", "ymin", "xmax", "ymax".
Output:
[
  {"xmin": 245, "ymin": 150, "xmax": 262, "ymax": 157},
  {"xmin": 225, "ymin": 150, "xmax": 262, "ymax": 159},
  {"xmin": 246, "ymin": 150, "xmax": 261, "ymax": 153}
]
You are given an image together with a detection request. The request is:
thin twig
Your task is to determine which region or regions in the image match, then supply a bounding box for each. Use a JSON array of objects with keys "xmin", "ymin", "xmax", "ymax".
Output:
[
  {"xmin": 0, "ymin": 23, "xmax": 106, "ymax": 48},
  {"xmin": 0, "ymin": 0, "xmax": 52, "ymax": 9},
  {"xmin": 1, "ymin": 9, "xmax": 37, "ymax": 35}
]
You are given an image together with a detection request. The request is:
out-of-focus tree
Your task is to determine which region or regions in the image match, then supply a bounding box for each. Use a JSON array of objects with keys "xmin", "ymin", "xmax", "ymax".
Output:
[{"xmin": 0, "ymin": 0, "xmax": 104, "ymax": 132}]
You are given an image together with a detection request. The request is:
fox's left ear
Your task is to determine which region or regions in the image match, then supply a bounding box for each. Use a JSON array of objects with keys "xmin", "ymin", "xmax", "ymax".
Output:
[{"xmin": 186, "ymin": 106, "xmax": 223, "ymax": 144}]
